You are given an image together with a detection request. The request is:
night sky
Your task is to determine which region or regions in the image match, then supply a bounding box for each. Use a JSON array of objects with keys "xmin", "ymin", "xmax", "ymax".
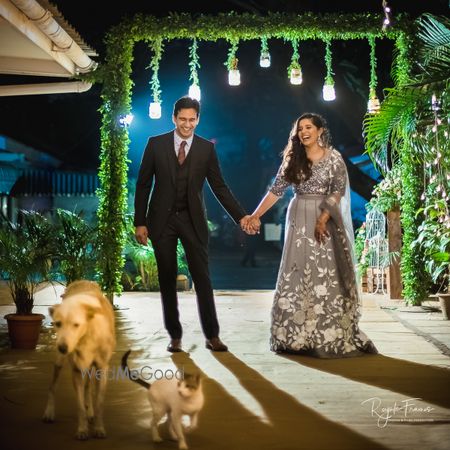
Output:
[{"xmin": 0, "ymin": 0, "xmax": 448, "ymax": 215}]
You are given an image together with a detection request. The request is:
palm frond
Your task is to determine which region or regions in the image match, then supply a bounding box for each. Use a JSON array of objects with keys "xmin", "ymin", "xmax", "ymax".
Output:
[
  {"xmin": 364, "ymin": 87, "xmax": 421, "ymax": 173},
  {"xmin": 417, "ymin": 14, "xmax": 450, "ymax": 75}
]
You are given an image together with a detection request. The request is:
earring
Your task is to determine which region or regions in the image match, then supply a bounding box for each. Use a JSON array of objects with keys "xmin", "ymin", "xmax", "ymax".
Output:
[{"xmin": 317, "ymin": 135, "xmax": 324, "ymax": 147}]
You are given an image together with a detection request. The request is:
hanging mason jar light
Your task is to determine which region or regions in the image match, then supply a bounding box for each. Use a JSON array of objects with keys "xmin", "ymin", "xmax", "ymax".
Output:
[
  {"xmin": 226, "ymin": 39, "xmax": 241, "ymax": 86},
  {"xmin": 259, "ymin": 37, "xmax": 271, "ymax": 68},
  {"xmin": 290, "ymin": 67, "xmax": 303, "ymax": 85},
  {"xmin": 149, "ymin": 102, "xmax": 161, "ymax": 119},
  {"xmin": 322, "ymin": 39, "xmax": 335, "ymax": 101},
  {"xmin": 367, "ymin": 36, "xmax": 380, "ymax": 114},
  {"xmin": 288, "ymin": 38, "xmax": 303, "ymax": 85},
  {"xmin": 322, "ymin": 83, "xmax": 336, "ymax": 101}
]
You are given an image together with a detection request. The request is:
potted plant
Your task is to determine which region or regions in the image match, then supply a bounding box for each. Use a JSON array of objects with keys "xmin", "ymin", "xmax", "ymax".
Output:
[
  {"xmin": 0, "ymin": 210, "xmax": 54, "ymax": 348},
  {"xmin": 414, "ymin": 204, "xmax": 450, "ymax": 319},
  {"xmin": 54, "ymin": 209, "xmax": 97, "ymax": 284}
]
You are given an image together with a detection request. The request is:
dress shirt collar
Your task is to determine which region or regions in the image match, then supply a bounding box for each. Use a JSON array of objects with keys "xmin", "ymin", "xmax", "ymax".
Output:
[{"xmin": 174, "ymin": 131, "xmax": 194, "ymax": 153}]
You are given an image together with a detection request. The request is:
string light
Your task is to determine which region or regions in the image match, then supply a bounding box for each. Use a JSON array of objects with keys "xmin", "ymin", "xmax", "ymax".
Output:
[
  {"xmin": 382, "ymin": 0, "xmax": 392, "ymax": 30},
  {"xmin": 431, "ymin": 93, "xmax": 441, "ymax": 112}
]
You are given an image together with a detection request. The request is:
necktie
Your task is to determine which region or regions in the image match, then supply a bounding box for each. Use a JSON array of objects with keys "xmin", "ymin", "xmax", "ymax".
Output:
[{"xmin": 178, "ymin": 141, "xmax": 187, "ymax": 165}]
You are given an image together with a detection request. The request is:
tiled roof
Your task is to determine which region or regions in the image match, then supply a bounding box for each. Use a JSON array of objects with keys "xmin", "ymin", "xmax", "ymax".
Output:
[{"xmin": 39, "ymin": 0, "xmax": 98, "ymax": 57}]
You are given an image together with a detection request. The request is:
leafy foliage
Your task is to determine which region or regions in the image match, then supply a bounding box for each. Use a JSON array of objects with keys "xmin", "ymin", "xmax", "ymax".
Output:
[
  {"xmin": 0, "ymin": 211, "xmax": 54, "ymax": 314},
  {"xmin": 367, "ymin": 164, "xmax": 402, "ymax": 213},
  {"xmin": 95, "ymin": 12, "xmax": 412, "ymax": 295},
  {"xmin": 189, "ymin": 38, "xmax": 200, "ymax": 86},
  {"xmin": 149, "ymin": 38, "xmax": 164, "ymax": 103},
  {"xmin": 323, "ymin": 39, "xmax": 334, "ymax": 86},
  {"xmin": 122, "ymin": 215, "xmax": 189, "ymax": 291},
  {"xmin": 364, "ymin": 14, "xmax": 449, "ymax": 304},
  {"xmin": 54, "ymin": 209, "xmax": 97, "ymax": 285}
]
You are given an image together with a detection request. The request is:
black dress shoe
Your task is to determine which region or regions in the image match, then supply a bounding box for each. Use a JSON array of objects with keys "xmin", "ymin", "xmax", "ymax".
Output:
[
  {"xmin": 167, "ymin": 339, "xmax": 182, "ymax": 353},
  {"xmin": 205, "ymin": 337, "xmax": 228, "ymax": 352}
]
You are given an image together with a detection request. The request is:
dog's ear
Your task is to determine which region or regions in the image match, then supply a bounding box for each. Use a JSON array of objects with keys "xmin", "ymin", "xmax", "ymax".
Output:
[{"xmin": 83, "ymin": 303, "xmax": 102, "ymax": 320}]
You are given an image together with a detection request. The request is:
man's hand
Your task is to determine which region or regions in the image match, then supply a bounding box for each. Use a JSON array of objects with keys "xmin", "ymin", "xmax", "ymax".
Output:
[
  {"xmin": 240, "ymin": 215, "xmax": 261, "ymax": 235},
  {"xmin": 135, "ymin": 225, "xmax": 149, "ymax": 245}
]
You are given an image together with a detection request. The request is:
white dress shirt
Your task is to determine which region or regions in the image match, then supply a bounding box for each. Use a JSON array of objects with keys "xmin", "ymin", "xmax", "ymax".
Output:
[{"xmin": 174, "ymin": 131, "xmax": 193, "ymax": 158}]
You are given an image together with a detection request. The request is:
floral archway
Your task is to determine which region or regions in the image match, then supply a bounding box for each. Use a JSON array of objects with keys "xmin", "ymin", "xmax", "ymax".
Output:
[{"xmin": 89, "ymin": 12, "xmax": 415, "ymax": 299}]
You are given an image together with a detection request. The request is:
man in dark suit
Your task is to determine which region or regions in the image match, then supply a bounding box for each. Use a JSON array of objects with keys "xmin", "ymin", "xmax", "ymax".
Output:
[{"xmin": 134, "ymin": 96, "xmax": 251, "ymax": 352}]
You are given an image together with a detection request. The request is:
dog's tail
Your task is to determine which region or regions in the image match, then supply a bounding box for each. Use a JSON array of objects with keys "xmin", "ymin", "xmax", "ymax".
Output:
[{"xmin": 121, "ymin": 350, "xmax": 150, "ymax": 389}]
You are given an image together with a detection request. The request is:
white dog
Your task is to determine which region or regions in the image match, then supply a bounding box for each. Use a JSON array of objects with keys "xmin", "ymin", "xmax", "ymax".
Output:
[{"xmin": 43, "ymin": 280, "xmax": 116, "ymax": 440}]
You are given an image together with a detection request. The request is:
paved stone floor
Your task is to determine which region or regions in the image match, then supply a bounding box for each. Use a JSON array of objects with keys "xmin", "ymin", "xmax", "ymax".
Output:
[{"xmin": 1, "ymin": 284, "xmax": 450, "ymax": 450}]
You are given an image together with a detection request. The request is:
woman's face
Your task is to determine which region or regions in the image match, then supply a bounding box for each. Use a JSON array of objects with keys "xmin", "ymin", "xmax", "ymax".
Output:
[{"xmin": 297, "ymin": 118, "xmax": 323, "ymax": 147}]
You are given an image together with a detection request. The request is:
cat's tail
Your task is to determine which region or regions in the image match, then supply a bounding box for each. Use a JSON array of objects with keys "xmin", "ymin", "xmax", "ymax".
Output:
[{"xmin": 121, "ymin": 350, "xmax": 151, "ymax": 389}]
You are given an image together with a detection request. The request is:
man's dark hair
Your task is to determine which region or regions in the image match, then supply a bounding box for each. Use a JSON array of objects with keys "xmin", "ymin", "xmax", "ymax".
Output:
[{"xmin": 173, "ymin": 96, "xmax": 200, "ymax": 117}]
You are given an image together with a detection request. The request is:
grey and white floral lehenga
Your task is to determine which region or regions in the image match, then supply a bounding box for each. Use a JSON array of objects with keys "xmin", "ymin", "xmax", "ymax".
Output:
[{"xmin": 269, "ymin": 148, "xmax": 377, "ymax": 358}]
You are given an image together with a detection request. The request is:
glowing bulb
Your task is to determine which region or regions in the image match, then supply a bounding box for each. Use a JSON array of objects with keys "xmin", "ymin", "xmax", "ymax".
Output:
[
  {"xmin": 148, "ymin": 102, "xmax": 161, "ymax": 119},
  {"xmin": 119, "ymin": 114, "xmax": 133, "ymax": 127},
  {"xmin": 290, "ymin": 67, "xmax": 303, "ymax": 85},
  {"xmin": 367, "ymin": 96, "xmax": 381, "ymax": 114},
  {"xmin": 322, "ymin": 83, "xmax": 336, "ymax": 101},
  {"xmin": 188, "ymin": 84, "xmax": 201, "ymax": 101},
  {"xmin": 259, "ymin": 51, "xmax": 271, "ymax": 68},
  {"xmin": 228, "ymin": 69, "xmax": 241, "ymax": 86}
]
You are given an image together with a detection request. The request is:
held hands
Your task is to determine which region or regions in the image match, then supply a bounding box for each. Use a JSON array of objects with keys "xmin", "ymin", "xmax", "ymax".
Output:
[
  {"xmin": 240, "ymin": 215, "xmax": 261, "ymax": 235},
  {"xmin": 314, "ymin": 219, "xmax": 330, "ymax": 245},
  {"xmin": 135, "ymin": 225, "xmax": 149, "ymax": 245}
]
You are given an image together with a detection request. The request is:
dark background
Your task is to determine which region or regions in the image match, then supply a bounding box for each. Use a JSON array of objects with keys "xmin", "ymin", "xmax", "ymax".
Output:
[{"xmin": 0, "ymin": 0, "xmax": 448, "ymax": 218}]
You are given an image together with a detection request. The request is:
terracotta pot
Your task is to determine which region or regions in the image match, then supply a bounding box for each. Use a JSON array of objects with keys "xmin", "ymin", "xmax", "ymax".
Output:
[
  {"xmin": 4, "ymin": 313, "xmax": 45, "ymax": 349},
  {"xmin": 176, "ymin": 274, "xmax": 190, "ymax": 291},
  {"xmin": 438, "ymin": 293, "xmax": 450, "ymax": 320}
]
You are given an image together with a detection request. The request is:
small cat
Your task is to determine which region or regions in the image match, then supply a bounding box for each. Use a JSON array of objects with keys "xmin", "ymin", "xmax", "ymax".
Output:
[{"xmin": 121, "ymin": 350, "xmax": 204, "ymax": 450}]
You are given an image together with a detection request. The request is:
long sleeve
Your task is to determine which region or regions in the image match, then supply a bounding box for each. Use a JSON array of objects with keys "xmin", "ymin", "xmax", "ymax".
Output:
[
  {"xmin": 269, "ymin": 164, "xmax": 290, "ymax": 197},
  {"xmin": 206, "ymin": 146, "xmax": 246, "ymax": 224},
  {"xmin": 134, "ymin": 138, "xmax": 155, "ymax": 226},
  {"xmin": 324, "ymin": 153, "xmax": 347, "ymax": 208}
]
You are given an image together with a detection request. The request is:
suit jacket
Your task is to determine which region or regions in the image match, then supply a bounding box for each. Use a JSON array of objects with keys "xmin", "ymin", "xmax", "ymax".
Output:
[{"xmin": 134, "ymin": 131, "xmax": 246, "ymax": 244}]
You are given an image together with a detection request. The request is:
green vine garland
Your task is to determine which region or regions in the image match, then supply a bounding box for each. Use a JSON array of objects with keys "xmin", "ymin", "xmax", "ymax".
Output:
[
  {"xmin": 324, "ymin": 38, "xmax": 334, "ymax": 85},
  {"xmin": 368, "ymin": 35, "xmax": 378, "ymax": 97},
  {"xmin": 95, "ymin": 12, "xmax": 413, "ymax": 296},
  {"xmin": 226, "ymin": 38, "xmax": 240, "ymax": 70},
  {"xmin": 189, "ymin": 38, "xmax": 200, "ymax": 86},
  {"xmin": 287, "ymin": 38, "xmax": 301, "ymax": 75},
  {"xmin": 149, "ymin": 38, "xmax": 164, "ymax": 103}
]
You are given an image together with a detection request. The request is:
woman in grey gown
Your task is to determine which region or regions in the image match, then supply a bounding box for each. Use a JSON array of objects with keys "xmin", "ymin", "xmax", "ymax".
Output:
[{"xmin": 243, "ymin": 113, "xmax": 377, "ymax": 358}]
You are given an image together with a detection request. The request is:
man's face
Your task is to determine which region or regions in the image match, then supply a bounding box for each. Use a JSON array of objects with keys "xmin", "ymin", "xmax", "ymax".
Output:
[{"xmin": 173, "ymin": 108, "xmax": 199, "ymax": 139}]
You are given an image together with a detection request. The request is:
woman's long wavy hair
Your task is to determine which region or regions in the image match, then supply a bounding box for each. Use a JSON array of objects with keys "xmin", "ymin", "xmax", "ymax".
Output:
[{"xmin": 281, "ymin": 113, "xmax": 331, "ymax": 184}]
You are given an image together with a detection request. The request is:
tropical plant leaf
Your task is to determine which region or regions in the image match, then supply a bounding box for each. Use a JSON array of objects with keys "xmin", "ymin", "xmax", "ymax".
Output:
[
  {"xmin": 416, "ymin": 14, "xmax": 450, "ymax": 80},
  {"xmin": 363, "ymin": 87, "xmax": 420, "ymax": 173}
]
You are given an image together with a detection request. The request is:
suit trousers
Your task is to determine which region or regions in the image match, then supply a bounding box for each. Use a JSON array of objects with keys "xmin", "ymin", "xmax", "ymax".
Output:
[{"xmin": 150, "ymin": 210, "xmax": 220, "ymax": 340}]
